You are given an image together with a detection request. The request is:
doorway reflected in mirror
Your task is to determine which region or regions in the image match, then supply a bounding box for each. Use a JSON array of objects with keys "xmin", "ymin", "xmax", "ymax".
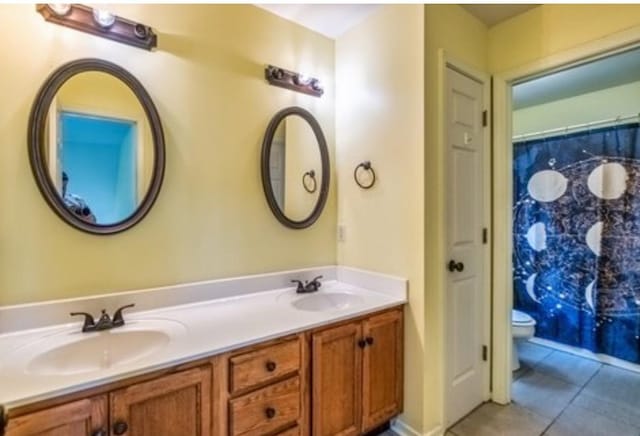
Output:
[{"xmin": 56, "ymin": 111, "xmax": 139, "ymax": 225}]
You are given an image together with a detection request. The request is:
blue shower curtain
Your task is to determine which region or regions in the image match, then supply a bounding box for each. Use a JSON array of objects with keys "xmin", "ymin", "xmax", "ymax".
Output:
[{"xmin": 513, "ymin": 122, "xmax": 640, "ymax": 364}]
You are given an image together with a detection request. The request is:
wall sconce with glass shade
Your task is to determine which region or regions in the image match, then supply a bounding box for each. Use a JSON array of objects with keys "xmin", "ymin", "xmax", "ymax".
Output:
[
  {"xmin": 265, "ymin": 65, "xmax": 324, "ymax": 97},
  {"xmin": 36, "ymin": 4, "xmax": 157, "ymax": 51}
]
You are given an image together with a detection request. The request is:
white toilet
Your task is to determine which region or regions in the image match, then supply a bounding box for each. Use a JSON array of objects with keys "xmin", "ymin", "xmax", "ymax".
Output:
[{"xmin": 512, "ymin": 309, "xmax": 536, "ymax": 371}]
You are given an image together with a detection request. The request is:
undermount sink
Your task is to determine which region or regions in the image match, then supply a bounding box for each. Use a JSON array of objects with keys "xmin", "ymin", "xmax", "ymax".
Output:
[
  {"xmin": 292, "ymin": 292, "xmax": 364, "ymax": 312},
  {"xmin": 21, "ymin": 319, "xmax": 186, "ymax": 376}
]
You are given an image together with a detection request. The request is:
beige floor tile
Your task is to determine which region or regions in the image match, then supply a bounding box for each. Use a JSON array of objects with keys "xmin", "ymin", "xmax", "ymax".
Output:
[
  {"xmin": 512, "ymin": 371, "xmax": 580, "ymax": 420},
  {"xmin": 574, "ymin": 386, "xmax": 640, "ymax": 428},
  {"xmin": 533, "ymin": 351, "xmax": 601, "ymax": 387},
  {"xmin": 544, "ymin": 402, "xmax": 640, "ymax": 436},
  {"xmin": 583, "ymin": 365, "xmax": 640, "ymax": 414},
  {"xmin": 450, "ymin": 402, "xmax": 550, "ymax": 436},
  {"xmin": 517, "ymin": 341, "xmax": 554, "ymax": 367},
  {"xmin": 513, "ymin": 364, "xmax": 532, "ymax": 381}
]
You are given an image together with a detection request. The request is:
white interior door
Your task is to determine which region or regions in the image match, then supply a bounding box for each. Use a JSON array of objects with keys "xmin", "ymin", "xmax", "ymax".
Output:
[{"xmin": 445, "ymin": 66, "xmax": 489, "ymax": 427}]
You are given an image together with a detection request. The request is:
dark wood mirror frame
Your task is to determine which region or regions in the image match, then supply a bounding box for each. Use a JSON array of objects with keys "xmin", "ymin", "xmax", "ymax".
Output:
[
  {"xmin": 28, "ymin": 58, "xmax": 166, "ymax": 235},
  {"xmin": 261, "ymin": 107, "xmax": 330, "ymax": 229}
]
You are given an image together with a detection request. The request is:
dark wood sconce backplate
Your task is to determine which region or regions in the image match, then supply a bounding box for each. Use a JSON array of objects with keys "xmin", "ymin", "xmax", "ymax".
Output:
[
  {"xmin": 265, "ymin": 65, "xmax": 324, "ymax": 97},
  {"xmin": 36, "ymin": 4, "xmax": 157, "ymax": 51}
]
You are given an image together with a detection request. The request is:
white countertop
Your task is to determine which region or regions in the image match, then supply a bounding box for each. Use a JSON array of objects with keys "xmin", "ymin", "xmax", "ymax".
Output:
[{"xmin": 0, "ymin": 267, "xmax": 406, "ymax": 412}]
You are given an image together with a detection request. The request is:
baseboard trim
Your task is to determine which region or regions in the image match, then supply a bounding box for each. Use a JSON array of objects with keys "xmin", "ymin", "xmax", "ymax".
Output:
[
  {"xmin": 424, "ymin": 426, "xmax": 444, "ymax": 436},
  {"xmin": 391, "ymin": 418, "xmax": 443, "ymax": 436},
  {"xmin": 530, "ymin": 337, "xmax": 640, "ymax": 374}
]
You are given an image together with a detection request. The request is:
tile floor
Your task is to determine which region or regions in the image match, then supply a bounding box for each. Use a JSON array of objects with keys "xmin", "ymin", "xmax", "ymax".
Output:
[{"xmin": 447, "ymin": 342, "xmax": 640, "ymax": 436}]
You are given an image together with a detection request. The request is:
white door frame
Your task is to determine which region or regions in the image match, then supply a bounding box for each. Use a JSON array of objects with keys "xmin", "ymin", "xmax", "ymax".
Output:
[
  {"xmin": 439, "ymin": 49, "xmax": 492, "ymax": 425},
  {"xmin": 491, "ymin": 25, "xmax": 640, "ymax": 404}
]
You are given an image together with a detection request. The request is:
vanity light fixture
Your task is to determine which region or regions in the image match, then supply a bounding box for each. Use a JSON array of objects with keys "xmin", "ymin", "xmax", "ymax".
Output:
[
  {"xmin": 265, "ymin": 65, "xmax": 324, "ymax": 97},
  {"xmin": 36, "ymin": 4, "xmax": 157, "ymax": 51}
]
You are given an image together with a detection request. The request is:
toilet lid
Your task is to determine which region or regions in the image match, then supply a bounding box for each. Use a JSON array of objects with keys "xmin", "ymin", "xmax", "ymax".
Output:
[{"xmin": 512, "ymin": 309, "xmax": 535, "ymax": 325}]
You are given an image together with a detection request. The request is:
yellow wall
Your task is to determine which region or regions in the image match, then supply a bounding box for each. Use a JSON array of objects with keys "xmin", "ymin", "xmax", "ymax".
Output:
[
  {"xmin": 335, "ymin": 5, "xmax": 425, "ymax": 431},
  {"xmin": 489, "ymin": 4, "xmax": 640, "ymax": 73},
  {"xmin": 335, "ymin": 5, "xmax": 489, "ymax": 433},
  {"xmin": 424, "ymin": 4, "xmax": 488, "ymax": 432},
  {"xmin": 0, "ymin": 4, "xmax": 336, "ymax": 305},
  {"xmin": 513, "ymin": 81, "xmax": 640, "ymax": 136}
]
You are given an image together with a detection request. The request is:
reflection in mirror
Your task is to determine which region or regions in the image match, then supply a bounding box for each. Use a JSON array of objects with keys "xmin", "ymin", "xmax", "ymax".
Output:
[
  {"xmin": 268, "ymin": 115, "xmax": 323, "ymax": 222},
  {"xmin": 261, "ymin": 106, "xmax": 329, "ymax": 229},
  {"xmin": 43, "ymin": 71, "xmax": 154, "ymax": 226}
]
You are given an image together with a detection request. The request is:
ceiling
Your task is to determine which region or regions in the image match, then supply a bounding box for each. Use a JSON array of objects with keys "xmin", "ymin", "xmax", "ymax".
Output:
[
  {"xmin": 256, "ymin": 4, "xmax": 380, "ymax": 39},
  {"xmin": 513, "ymin": 47, "xmax": 640, "ymax": 109},
  {"xmin": 257, "ymin": 4, "xmax": 540, "ymax": 39},
  {"xmin": 461, "ymin": 4, "xmax": 539, "ymax": 27}
]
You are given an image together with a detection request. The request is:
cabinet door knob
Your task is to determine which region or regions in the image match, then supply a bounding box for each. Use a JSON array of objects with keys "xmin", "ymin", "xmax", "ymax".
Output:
[
  {"xmin": 92, "ymin": 429, "xmax": 107, "ymax": 436},
  {"xmin": 366, "ymin": 336, "xmax": 374, "ymax": 346},
  {"xmin": 265, "ymin": 407, "xmax": 277, "ymax": 419},
  {"xmin": 113, "ymin": 421, "xmax": 129, "ymax": 435},
  {"xmin": 358, "ymin": 338, "xmax": 367, "ymax": 349},
  {"xmin": 265, "ymin": 360, "xmax": 277, "ymax": 372}
]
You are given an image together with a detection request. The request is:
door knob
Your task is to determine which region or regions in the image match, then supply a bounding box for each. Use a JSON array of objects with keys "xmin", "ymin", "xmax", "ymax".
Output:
[{"xmin": 448, "ymin": 260, "xmax": 464, "ymax": 272}]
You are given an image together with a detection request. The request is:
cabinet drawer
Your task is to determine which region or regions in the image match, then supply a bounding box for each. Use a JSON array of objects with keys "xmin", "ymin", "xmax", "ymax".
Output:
[
  {"xmin": 229, "ymin": 376, "xmax": 301, "ymax": 436},
  {"xmin": 229, "ymin": 338, "xmax": 300, "ymax": 393},
  {"xmin": 277, "ymin": 425, "xmax": 301, "ymax": 436}
]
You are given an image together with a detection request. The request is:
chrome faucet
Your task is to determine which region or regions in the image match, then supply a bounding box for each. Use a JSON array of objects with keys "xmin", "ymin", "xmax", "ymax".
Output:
[
  {"xmin": 70, "ymin": 304, "xmax": 135, "ymax": 333},
  {"xmin": 291, "ymin": 275, "xmax": 323, "ymax": 294}
]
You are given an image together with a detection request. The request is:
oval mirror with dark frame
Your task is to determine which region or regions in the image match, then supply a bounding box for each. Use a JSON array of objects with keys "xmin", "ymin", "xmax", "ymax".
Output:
[
  {"xmin": 261, "ymin": 107, "xmax": 330, "ymax": 229},
  {"xmin": 28, "ymin": 58, "xmax": 165, "ymax": 235}
]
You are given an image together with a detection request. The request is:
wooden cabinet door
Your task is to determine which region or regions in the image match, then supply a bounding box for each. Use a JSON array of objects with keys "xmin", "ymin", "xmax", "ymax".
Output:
[
  {"xmin": 5, "ymin": 396, "xmax": 107, "ymax": 436},
  {"xmin": 361, "ymin": 309, "xmax": 403, "ymax": 432},
  {"xmin": 311, "ymin": 321, "xmax": 362, "ymax": 436},
  {"xmin": 110, "ymin": 366, "xmax": 212, "ymax": 436}
]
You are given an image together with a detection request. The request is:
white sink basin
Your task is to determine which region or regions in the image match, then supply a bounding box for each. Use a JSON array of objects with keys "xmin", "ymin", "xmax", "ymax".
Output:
[
  {"xmin": 292, "ymin": 292, "xmax": 364, "ymax": 312},
  {"xmin": 19, "ymin": 319, "xmax": 186, "ymax": 376}
]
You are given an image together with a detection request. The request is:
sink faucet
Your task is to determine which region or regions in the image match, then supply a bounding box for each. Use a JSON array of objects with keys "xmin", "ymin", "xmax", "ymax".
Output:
[
  {"xmin": 291, "ymin": 275, "xmax": 323, "ymax": 294},
  {"xmin": 70, "ymin": 304, "xmax": 135, "ymax": 333}
]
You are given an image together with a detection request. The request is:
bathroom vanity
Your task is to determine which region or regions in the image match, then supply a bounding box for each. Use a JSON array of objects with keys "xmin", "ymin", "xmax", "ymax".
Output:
[{"xmin": 0, "ymin": 267, "xmax": 406, "ymax": 436}]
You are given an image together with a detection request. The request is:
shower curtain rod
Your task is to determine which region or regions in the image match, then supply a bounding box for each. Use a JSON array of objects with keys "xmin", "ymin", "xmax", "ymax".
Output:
[{"xmin": 513, "ymin": 113, "xmax": 640, "ymax": 141}]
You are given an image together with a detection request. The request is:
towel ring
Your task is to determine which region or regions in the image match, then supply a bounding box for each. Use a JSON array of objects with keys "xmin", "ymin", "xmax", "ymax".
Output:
[
  {"xmin": 303, "ymin": 170, "xmax": 317, "ymax": 193},
  {"xmin": 354, "ymin": 161, "xmax": 376, "ymax": 189}
]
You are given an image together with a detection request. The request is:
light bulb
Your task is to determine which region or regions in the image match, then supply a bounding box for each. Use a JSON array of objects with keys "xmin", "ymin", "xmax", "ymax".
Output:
[
  {"xmin": 311, "ymin": 79, "xmax": 324, "ymax": 92},
  {"xmin": 93, "ymin": 9, "xmax": 116, "ymax": 28},
  {"xmin": 48, "ymin": 3, "xmax": 71, "ymax": 16},
  {"xmin": 294, "ymin": 73, "xmax": 312, "ymax": 86}
]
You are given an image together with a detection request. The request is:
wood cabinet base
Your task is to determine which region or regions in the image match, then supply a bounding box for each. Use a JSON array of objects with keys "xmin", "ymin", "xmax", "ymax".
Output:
[{"xmin": 4, "ymin": 306, "xmax": 403, "ymax": 436}]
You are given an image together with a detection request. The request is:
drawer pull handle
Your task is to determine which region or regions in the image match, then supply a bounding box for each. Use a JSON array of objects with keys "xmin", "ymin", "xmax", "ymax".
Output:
[
  {"xmin": 366, "ymin": 336, "xmax": 374, "ymax": 346},
  {"xmin": 265, "ymin": 407, "xmax": 277, "ymax": 419},
  {"xmin": 358, "ymin": 339, "xmax": 367, "ymax": 349},
  {"xmin": 113, "ymin": 421, "xmax": 129, "ymax": 435},
  {"xmin": 92, "ymin": 429, "xmax": 107, "ymax": 436},
  {"xmin": 266, "ymin": 360, "xmax": 277, "ymax": 372}
]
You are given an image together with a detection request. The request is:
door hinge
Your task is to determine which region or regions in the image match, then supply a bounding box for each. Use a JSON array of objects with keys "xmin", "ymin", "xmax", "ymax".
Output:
[
  {"xmin": 482, "ymin": 345, "xmax": 488, "ymax": 362},
  {"xmin": 482, "ymin": 110, "xmax": 488, "ymax": 127},
  {"xmin": 482, "ymin": 228, "xmax": 488, "ymax": 244}
]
